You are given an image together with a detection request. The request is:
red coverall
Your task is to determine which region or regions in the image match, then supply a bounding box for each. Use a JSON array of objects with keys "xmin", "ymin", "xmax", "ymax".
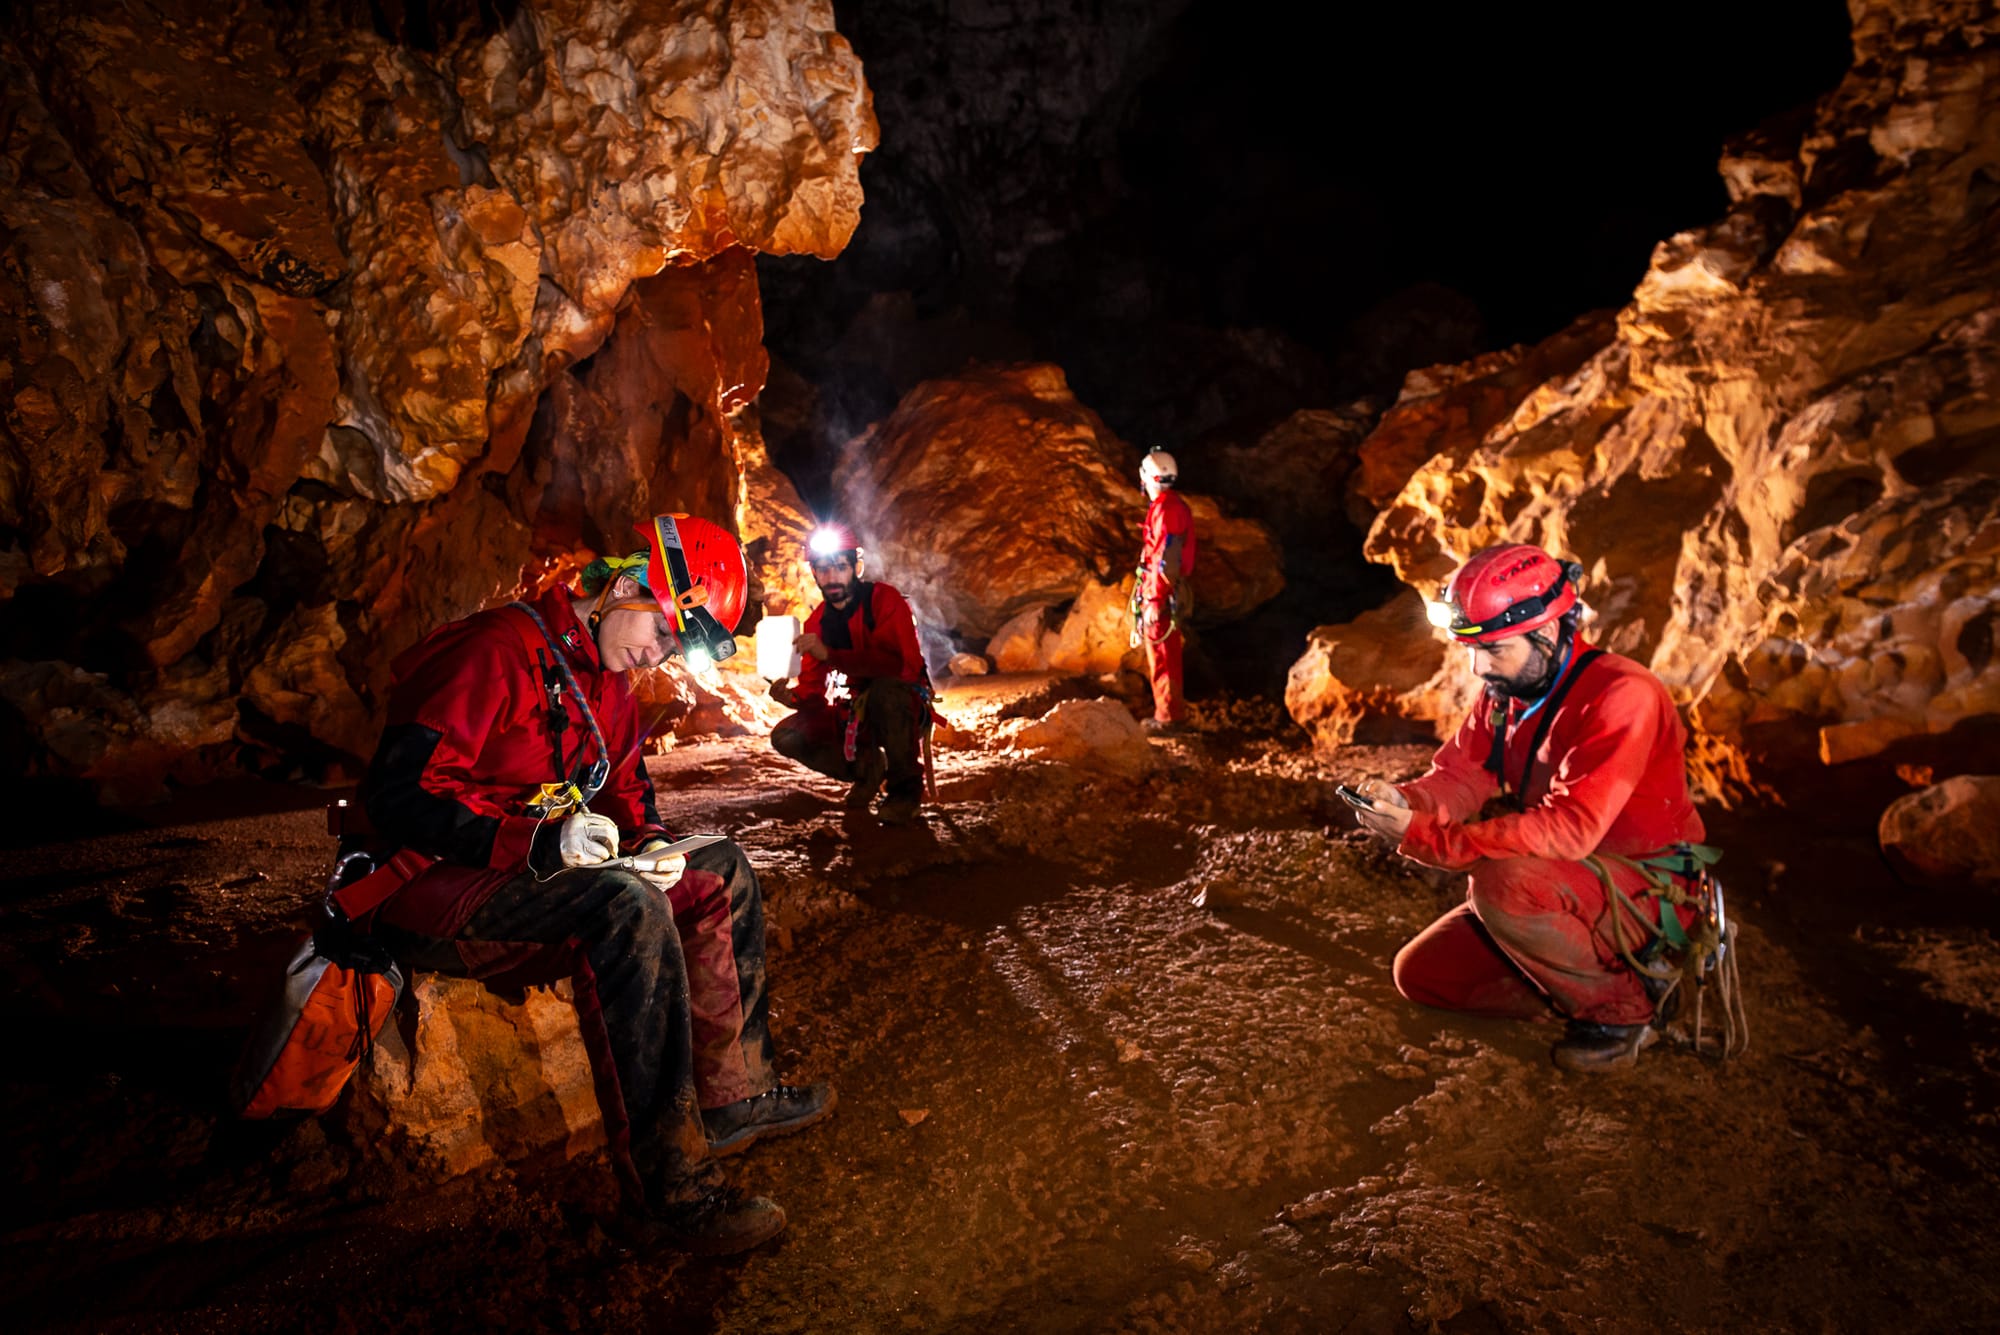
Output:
[
  {"xmin": 359, "ymin": 587, "xmax": 775, "ymax": 1200},
  {"xmin": 1140, "ymin": 489, "xmax": 1197, "ymax": 723},
  {"xmin": 1390, "ymin": 643, "xmax": 1705, "ymax": 1027},
  {"xmin": 772, "ymin": 581, "xmax": 931, "ymax": 801}
]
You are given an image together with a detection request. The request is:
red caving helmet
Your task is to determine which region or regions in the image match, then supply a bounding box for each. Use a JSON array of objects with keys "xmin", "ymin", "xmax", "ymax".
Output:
[
  {"xmin": 1429, "ymin": 543, "xmax": 1582, "ymax": 644},
  {"xmin": 638, "ymin": 513, "xmax": 749, "ymax": 634}
]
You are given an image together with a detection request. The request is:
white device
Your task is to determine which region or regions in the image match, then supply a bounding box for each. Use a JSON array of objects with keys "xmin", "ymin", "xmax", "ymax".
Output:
[{"xmin": 756, "ymin": 614, "xmax": 802, "ymax": 680}]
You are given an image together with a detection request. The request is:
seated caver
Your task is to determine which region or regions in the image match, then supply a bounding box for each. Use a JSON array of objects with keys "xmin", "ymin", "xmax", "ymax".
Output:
[
  {"xmin": 1348, "ymin": 543, "xmax": 1734, "ymax": 1073},
  {"xmin": 769, "ymin": 523, "xmax": 935, "ymax": 825},
  {"xmin": 357, "ymin": 514, "xmax": 833, "ymax": 1255}
]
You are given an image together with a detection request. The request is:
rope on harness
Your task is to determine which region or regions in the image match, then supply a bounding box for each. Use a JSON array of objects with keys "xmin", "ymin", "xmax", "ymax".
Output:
[
  {"xmin": 1584, "ymin": 843, "xmax": 1750, "ymax": 1061},
  {"xmin": 1128, "ymin": 565, "xmax": 1180, "ymax": 648}
]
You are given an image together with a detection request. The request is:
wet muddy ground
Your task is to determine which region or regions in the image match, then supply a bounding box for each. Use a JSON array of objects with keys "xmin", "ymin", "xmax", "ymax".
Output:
[{"xmin": 3, "ymin": 677, "xmax": 1998, "ymax": 1332}]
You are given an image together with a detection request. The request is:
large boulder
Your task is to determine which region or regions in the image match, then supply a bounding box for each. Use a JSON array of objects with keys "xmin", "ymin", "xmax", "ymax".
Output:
[
  {"xmin": 348, "ymin": 976, "xmax": 603, "ymax": 1182},
  {"xmin": 833, "ymin": 362, "xmax": 1283, "ymax": 649},
  {"xmin": 1879, "ymin": 775, "xmax": 2000, "ymax": 889},
  {"xmin": 1316, "ymin": 0, "xmax": 2000, "ymax": 799},
  {"xmin": 1284, "ymin": 590, "xmax": 1469, "ymax": 749}
]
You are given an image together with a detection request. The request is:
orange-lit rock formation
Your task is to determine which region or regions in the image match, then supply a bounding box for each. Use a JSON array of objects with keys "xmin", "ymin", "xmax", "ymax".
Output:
[
  {"xmin": 0, "ymin": 0, "xmax": 872, "ymax": 795},
  {"xmin": 1292, "ymin": 0, "xmax": 2000, "ymax": 805},
  {"xmin": 833, "ymin": 363, "xmax": 1282, "ymax": 660}
]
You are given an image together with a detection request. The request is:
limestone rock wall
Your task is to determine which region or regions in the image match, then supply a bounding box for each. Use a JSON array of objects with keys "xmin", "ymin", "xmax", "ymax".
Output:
[
  {"xmin": 0, "ymin": 0, "xmax": 872, "ymax": 797},
  {"xmin": 1294, "ymin": 0, "xmax": 2000, "ymax": 803}
]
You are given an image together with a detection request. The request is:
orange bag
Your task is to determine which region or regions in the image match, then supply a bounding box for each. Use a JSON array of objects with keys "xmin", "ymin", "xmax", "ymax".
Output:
[{"xmin": 230, "ymin": 851, "xmax": 425, "ymax": 1118}]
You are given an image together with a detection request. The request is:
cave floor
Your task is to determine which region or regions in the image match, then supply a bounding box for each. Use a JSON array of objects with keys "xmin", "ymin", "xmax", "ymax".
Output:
[{"xmin": 3, "ymin": 680, "xmax": 1999, "ymax": 1332}]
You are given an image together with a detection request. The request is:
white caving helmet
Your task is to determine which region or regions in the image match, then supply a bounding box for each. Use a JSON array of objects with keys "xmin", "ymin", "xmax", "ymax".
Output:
[{"xmin": 1140, "ymin": 450, "xmax": 1178, "ymax": 487}]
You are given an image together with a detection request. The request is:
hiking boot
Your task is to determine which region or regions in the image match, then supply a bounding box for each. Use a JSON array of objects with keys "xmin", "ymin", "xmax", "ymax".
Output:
[
  {"xmin": 1141, "ymin": 717, "xmax": 1184, "ymax": 736},
  {"xmin": 877, "ymin": 793, "xmax": 922, "ymax": 826},
  {"xmin": 844, "ymin": 751, "xmax": 886, "ymax": 808},
  {"xmin": 1551, "ymin": 1019, "xmax": 1658, "ymax": 1073},
  {"xmin": 703, "ymin": 1082, "xmax": 838, "ymax": 1157},
  {"xmin": 622, "ymin": 1183, "xmax": 787, "ymax": 1256}
]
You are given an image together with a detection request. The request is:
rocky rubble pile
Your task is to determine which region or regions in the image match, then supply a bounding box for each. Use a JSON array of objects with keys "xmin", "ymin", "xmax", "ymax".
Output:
[
  {"xmin": 1289, "ymin": 0, "xmax": 2000, "ymax": 851},
  {"xmin": 0, "ymin": 0, "xmax": 873, "ymax": 797}
]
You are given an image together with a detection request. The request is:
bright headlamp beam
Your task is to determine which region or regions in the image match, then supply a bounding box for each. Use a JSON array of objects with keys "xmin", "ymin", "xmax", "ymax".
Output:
[
  {"xmin": 1426, "ymin": 600, "xmax": 1457, "ymax": 630},
  {"xmin": 685, "ymin": 647, "xmax": 712, "ymax": 671},
  {"xmin": 808, "ymin": 528, "xmax": 843, "ymax": 557}
]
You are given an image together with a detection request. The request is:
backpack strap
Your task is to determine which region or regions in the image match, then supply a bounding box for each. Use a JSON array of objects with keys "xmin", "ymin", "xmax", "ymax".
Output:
[
  {"xmin": 506, "ymin": 602, "xmax": 610, "ymax": 802},
  {"xmin": 1487, "ymin": 648, "xmax": 1606, "ymax": 799},
  {"xmin": 328, "ymin": 849, "xmax": 437, "ymax": 922}
]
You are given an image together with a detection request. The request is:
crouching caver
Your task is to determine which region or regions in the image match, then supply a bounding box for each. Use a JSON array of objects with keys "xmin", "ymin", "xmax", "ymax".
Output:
[
  {"xmin": 770, "ymin": 524, "xmax": 934, "ymax": 825},
  {"xmin": 359, "ymin": 514, "xmax": 833, "ymax": 1255},
  {"xmin": 1349, "ymin": 543, "xmax": 1732, "ymax": 1074}
]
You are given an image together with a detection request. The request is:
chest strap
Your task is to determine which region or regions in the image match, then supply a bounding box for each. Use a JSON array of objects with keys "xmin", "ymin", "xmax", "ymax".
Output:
[
  {"xmin": 506, "ymin": 602, "xmax": 610, "ymax": 810},
  {"xmin": 1485, "ymin": 648, "xmax": 1605, "ymax": 798}
]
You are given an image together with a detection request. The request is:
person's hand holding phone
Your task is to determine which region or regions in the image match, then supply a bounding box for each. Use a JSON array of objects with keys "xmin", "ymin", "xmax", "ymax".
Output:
[{"xmin": 1345, "ymin": 778, "xmax": 1413, "ymax": 842}]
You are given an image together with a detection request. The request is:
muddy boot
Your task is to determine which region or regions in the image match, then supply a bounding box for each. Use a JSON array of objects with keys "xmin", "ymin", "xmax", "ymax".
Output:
[
  {"xmin": 877, "ymin": 792, "xmax": 922, "ymax": 825},
  {"xmin": 845, "ymin": 750, "xmax": 886, "ymax": 808},
  {"xmin": 1141, "ymin": 717, "xmax": 1184, "ymax": 737},
  {"xmin": 703, "ymin": 1083, "xmax": 838, "ymax": 1157},
  {"xmin": 622, "ymin": 1182, "xmax": 788, "ymax": 1256},
  {"xmin": 1551, "ymin": 1019, "xmax": 1658, "ymax": 1073}
]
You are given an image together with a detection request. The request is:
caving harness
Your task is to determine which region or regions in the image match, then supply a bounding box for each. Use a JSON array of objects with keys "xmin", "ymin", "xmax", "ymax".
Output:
[
  {"xmin": 508, "ymin": 600, "xmax": 611, "ymax": 819},
  {"xmin": 1127, "ymin": 564, "xmax": 1181, "ymax": 650},
  {"xmin": 1485, "ymin": 648, "xmax": 1749, "ymax": 1061}
]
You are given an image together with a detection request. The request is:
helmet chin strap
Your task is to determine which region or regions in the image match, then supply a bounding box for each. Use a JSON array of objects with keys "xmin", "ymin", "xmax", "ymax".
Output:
[{"xmin": 1490, "ymin": 623, "xmax": 1574, "ymax": 703}]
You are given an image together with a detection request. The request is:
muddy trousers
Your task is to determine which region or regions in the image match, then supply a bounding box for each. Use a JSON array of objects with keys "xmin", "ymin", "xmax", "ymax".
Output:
[
  {"xmin": 379, "ymin": 840, "xmax": 774, "ymax": 1203},
  {"xmin": 772, "ymin": 678, "xmax": 925, "ymax": 800},
  {"xmin": 1391, "ymin": 855, "xmax": 1690, "ymax": 1027},
  {"xmin": 1145, "ymin": 625, "xmax": 1184, "ymax": 723}
]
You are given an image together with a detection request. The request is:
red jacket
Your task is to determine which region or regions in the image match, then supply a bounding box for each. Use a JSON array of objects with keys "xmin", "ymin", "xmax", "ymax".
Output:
[
  {"xmin": 1141, "ymin": 489, "xmax": 1196, "ymax": 606},
  {"xmin": 1397, "ymin": 642, "xmax": 1703, "ymax": 872},
  {"xmin": 361, "ymin": 587, "xmax": 669, "ymax": 887},
  {"xmin": 794, "ymin": 581, "xmax": 929, "ymax": 708}
]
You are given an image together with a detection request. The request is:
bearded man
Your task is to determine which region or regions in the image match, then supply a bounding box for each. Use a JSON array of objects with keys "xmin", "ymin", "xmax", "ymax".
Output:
[{"xmin": 1347, "ymin": 544, "xmax": 1716, "ymax": 1073}]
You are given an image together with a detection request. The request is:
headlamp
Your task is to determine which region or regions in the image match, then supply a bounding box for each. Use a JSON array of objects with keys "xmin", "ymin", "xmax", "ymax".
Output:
[
  {"xmin": 651, "ymin": 515, "xmax": 738, "ymax": 665},
  {"xmin": 1436, "ymin": 563, "xmax": 1577, "ymax": 640},
  {"xmin": 808, "ymin": 528, "xmax": 843, "ymax": 558},
  {"xmin": 684, "ymin": 645, "xmax": 712, "ymax": 672}
]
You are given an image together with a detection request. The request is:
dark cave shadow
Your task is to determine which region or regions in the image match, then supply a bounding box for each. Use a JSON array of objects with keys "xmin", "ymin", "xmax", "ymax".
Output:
[
  {"xmin": 1208, "ymin": 902, "xmax": 1378, "ymax": 976},
  {"xmin": 843, "ymin": 847, "xmax": 1079, "ymax": 929}
]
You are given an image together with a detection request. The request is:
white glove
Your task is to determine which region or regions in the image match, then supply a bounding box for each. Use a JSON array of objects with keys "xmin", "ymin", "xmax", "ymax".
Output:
[
  {"xmin": 631, "ymin": 839, "xmax": 686, "ymax": 893},
  {"xmin": 558, "ymin": 811, "xmax": 621, "ymax": 868},
  {"xmin": 638, "ymin": 858, "xmax": 687, "ymax": 895}
]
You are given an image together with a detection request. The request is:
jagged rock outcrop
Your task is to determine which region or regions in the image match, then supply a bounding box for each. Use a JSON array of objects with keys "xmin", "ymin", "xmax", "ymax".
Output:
[
  {"xmin": 1292, "ymin": 0, "xmax": 2000, "ymax": 801},
  {"xmin": 0, "ymin": 0, "xmax": 873, "ymax": 796},
  {"xmin": 832, "ymin": 363, "xmax": 1283, "ymax": 655}
]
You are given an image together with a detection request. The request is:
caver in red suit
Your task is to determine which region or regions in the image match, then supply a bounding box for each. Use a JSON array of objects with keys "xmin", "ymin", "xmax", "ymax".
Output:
[
  {"xmin": 771, "ymin": 534, "xmax": 932, "ymax": 819},
  {"xmin": 1136, "ymin": 451, "xmax": 1197, "ymax": 726},
  {"xmin": 356, "ymin": 516, "xmax": 828, "ymax": 1255},
  {"xmin": 1379, "ymin": 544, "xmax": 1708, "ymax": 1071}
]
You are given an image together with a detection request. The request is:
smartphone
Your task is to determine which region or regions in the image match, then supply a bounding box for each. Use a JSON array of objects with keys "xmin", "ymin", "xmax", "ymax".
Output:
[
  {"xmin": 1333, "ymin": 783, "xmax": 1378, "ymax": 811},
  {"xmin": 609, "ymin": 833, "xmax": 729, "ymax": 871}
]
